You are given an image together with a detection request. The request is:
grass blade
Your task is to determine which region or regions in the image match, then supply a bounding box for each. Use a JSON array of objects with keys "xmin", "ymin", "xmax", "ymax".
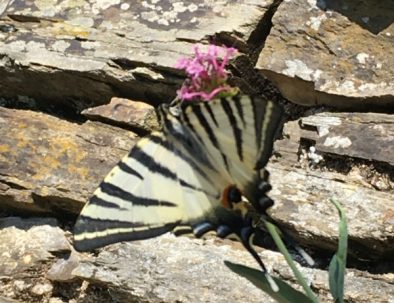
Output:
[
  {"xmin": 264, "ymin": 220, "xmax": 319, "ymax": 303},
  {"xmin": 328, "ymin": 198, "xmax": 348, "ymax": 303}
]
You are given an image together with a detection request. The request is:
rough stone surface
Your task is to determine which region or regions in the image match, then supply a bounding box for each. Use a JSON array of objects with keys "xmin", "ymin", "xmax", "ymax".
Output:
[
  {"xmin": 0, "ymin": 0, "xmax": 275, "ymax": 108},
  {"xmin": 0, "ymin": 217, "xmax": 70, "ymax": 277},
  {"xmin": 0, "ymin": 107, "xmax": 136, "ymax": 215},
  {"xmin": 47, "ymin": 250, "xmax": 80, "ymax": 282},
  {"xmin": 0, "ymin": 0, "xmax": 393, "ymax": 302},
  {"xmin": 299, "ymin": 113, "xmax": 394, "ymax": 166},
  {"xmin": 72, "ymin": 235, "xmax": 394, "ymax": 303},
  {"xmin": 268, "ymin": 164, "xmax": 394, "ymax": 259},
  {"xmin": 0, "ymin": 106, "xmax": 392, "ymax": 260},
  {"xmin": 256, "ymin": 0, "xmax": 394, "ymax": 109},
  {"xmin": 276, "ymin": 112, "xmax": 394, "ymax": 168},
  {"xmin": 269, "ymin": 111, "xmax": 394, "ymax": 259},
  {"xmin": 72, "ymin": 236, "xmax": 276, "ymax": 303},
  {"xmin": 81, "ymin": 97, "xmax": 160, "ymax": 134}
]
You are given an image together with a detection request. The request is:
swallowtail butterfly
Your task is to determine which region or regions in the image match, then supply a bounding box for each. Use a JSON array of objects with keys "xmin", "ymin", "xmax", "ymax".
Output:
[{"xmin": 74, "ymin": 94, "xmax": 282, "ymax": 274}]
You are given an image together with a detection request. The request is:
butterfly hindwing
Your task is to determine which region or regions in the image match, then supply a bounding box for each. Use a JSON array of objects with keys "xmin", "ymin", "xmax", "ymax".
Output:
[{"xmin": 74, "ymin": 132, "xmax": 223, "ymax": 251}]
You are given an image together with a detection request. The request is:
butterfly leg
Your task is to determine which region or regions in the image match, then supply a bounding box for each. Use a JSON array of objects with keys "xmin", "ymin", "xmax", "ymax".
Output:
[
  {"xmin": 240, "ymin": 225, "xmax": 279, "ymax": 291},
  {"xmin": 239, "ymin": 226, "xmax": 267, "ymax": 272}
]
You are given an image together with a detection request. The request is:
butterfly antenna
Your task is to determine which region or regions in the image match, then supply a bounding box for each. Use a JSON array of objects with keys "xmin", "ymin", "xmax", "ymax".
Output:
[{"xmin": 240, "ymin": 227, "xmax": 279, "ymax": 292}]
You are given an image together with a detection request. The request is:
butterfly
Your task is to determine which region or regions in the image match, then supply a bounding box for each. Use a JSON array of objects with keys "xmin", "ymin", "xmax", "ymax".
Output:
[{"xmin": 73, "ymin": 94, "xmax": 282, "ymax": 273}]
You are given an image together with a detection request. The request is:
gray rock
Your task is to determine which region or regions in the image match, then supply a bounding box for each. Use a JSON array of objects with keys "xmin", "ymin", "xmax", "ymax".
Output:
[
  {"xmin": 0, "ymin": 0, "xmax": 275, "ymax": 107},
  {"xmin": 30, "ymin": 283, "xmax": 53, "ymax": 296},
  {"xmin": 267, "ymin": 164, "xmax": 394, "ymax": 259},
  {"xmin": 47, "ymin": 250, "xmax": 80, "ymax": 282},
  {"xmin": 256, "ymin": 0, "xmax": 394, "ymax": 109},
  {"xmin": 72, "ymin": 235, "xmax": 394, "ymax": 303},
  {"xmin": 72, "ymin": 235, "xmax": 277, "ymax": 303},
  {"xmin": 0, "ymin": 217, "xmax": 70, "ymax": 276},
  {"xmin": 269, "ymin": 111, "xmax": 394, "ymax": 259}
]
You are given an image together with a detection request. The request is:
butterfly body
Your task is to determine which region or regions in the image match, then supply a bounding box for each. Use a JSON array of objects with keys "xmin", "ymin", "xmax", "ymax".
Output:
[{"xmin": 74, "ymin": 95, "xmax": 282, "ymax": 270}]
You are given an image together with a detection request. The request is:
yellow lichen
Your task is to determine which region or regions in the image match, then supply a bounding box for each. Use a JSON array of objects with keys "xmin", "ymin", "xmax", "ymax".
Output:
[
  {"xmin": 0, "ymin": 144, "xmax": 10, "ymax": 153},
  {"xmin": 68, "ymin": 164, "xmax": 90, "ymax": 180},
  {"xmin": 51, "ymin": 22, "xmax": 90, "ymax": 38}
]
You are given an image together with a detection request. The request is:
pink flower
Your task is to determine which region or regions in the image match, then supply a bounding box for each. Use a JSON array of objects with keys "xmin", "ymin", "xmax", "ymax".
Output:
[{"xmin": 175, "ymin": 44, "xmax": 238, "ymax": 101}]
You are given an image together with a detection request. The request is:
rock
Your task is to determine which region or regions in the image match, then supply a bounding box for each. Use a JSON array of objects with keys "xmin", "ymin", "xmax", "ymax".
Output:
[
  {"xmin": 47, "ymin": 250, "xmax": 80, "ymax": 282},
  {"xmin": 81, "ymin": 97, "xmax": 160, "ymax": 134},
  {"xmin": 0, "ymin": 217, "xmax": 68, "ymax": 302},
  {"xmin": 275, "ymin": 112, "xmax": 394, "ymax": 167},
  {"xmin": 0, "ymin": 296, "xmax": 24, "ymax": 303},
  {"xmin": 256, "ymin": 0, "xmax": 394, "ymax": 109},
  {"xmin": 0, "ymin": 107, "xmax": 136, "ymax": 215},
  {"xmin": 12, "ymin": 281, "xmax": 28, "ymax": 293},
  {"xmin": 299, "ymin": 113, "xmax": 394, "ymax": 166},
  {"xmin": 269, "ymin": 111, "xmax": 394, "ymax": 259},
  {"xmin": 0, "ymin": 217, "xmax": 70, "ymax": 276},
  {"xmin": 72, "ymin": 234, "xmax": 394, "ymax": 303},
  {"xmin": 0, "ymin": 0, "xmax": 276, "ymax": 108},
  {"xmin": 0, "ymin": 1, "xmax": 393, "ymax": 302},
  {"xmin": 267, "ymin": 164, "xmax": 394, "ymax": 259},
  {"xmin": 72, "ymin": 235, "xmax": 278, "ymax": 303},
  {"xmin": 30, "ymin": 283, "xmax": 53, "ymax": 296}
]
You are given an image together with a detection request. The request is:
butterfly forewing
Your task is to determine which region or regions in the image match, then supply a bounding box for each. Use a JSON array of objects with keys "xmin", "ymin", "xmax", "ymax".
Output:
[{"xmin": 178, "ymin": 95, "xmax": 282, "ymax": 203}]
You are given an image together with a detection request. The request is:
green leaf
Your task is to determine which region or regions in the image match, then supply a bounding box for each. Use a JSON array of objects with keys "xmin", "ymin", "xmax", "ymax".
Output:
[
  {"xmin": 328, "ymin": 198, "xmax": 348, "ymax": 303},
  {"xmin": 225, "ymin": 261, "xmax": 314, "ymax": 303}
]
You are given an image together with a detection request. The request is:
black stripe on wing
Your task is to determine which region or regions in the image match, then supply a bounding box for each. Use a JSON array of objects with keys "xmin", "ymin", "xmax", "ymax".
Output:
[
  {"xmin": 130, "ymin": 144, "xmax": 217, "ymax": 197},
  {"xmin": 255, "ymin": 100, "xmax": 282, "ymax": 170},
  {"xmin": 100, "ymin": 182, "xmax": 177, "ymax": 207},
  {"xmin": 158, "ymin": 112, "xmax": 216, "ymax": 171},
  {"xmin": 89, "ymin": 195, "xmax": 128, "ymax": 209},
  {"xmin": 118, "ymin": 161, "xmax": 144, "ymax": 180},
  {"xmin": 189, "ymin": 105, "xmax": 229, "ymax": 170},
  {"xmin": 203, "ymin": 102, "xmax": 219, "ymax": 127},
  {"xmin": 251, "ymin": 96, "xmax": 263, "ymax": 152},
  {"xmin": 220, "ymin": 97, "xmax": 243, "ymax": 161},
  {"xmin": 232, "ymin": 95, "xmax": 246, "ymax": 127},
  {"xmin": 148, "ymin": 134, "xmax": 214, "ymax": 185},
  {"xmin": 74, "ymin": 216, "xmax": 178, "ymax": 251}
]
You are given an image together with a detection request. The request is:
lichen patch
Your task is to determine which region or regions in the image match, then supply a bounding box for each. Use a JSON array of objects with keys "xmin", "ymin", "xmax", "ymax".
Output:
[{"xmin": 323, "ymin": 136, "xmax": 352, "ymax": 149}]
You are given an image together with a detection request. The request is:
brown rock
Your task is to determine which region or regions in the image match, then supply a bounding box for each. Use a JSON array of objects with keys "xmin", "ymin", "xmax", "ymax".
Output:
[
  {"xmin": 0, "ymin": 107, "xmax": 136, "ymax": 214},
  {"xmin": 30, "ymin": 283, "xmax": 53, "ymax": 296},
  {"xmin": 81, "ymin": 97, "xmax": 160, "ymax": 134},
  {"xmin": 256, "ymin": 0, "xmax": 394, "ymax": 109}
]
